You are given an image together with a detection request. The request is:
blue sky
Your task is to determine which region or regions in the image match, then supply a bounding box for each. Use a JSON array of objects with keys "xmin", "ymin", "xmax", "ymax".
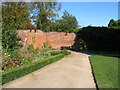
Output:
[
  {"xmin": 58, "ymin": 2, "xmax": 118, "ymax": 27},
  {"xmin": 1, "ymin": 2, "xmax": 118, "ymax": 27}
]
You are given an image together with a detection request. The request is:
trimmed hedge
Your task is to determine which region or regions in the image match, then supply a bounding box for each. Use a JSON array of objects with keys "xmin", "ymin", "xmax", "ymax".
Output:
[
  {"xmin": 2, "ymin": 51, "xmax": 71, "ymax": 85},
  {"xmin": 76, "ymin": 26, "xmax": 120, "ymax": 51},
  {"xmin": 50, "ymin": 50, "xmax": 71, "ymax": 56},
  {"xmin": 61, "ymin": 50, "xmax": 71, "ymax": 55}
]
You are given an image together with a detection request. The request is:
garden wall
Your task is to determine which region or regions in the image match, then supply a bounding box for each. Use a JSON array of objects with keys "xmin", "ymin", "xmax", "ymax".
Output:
[{"xmin": 17, "ymin": 30, "xmax": 76, "ymax": 49}]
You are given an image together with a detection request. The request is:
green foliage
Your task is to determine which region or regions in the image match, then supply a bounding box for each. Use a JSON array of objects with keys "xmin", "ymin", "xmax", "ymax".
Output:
[
  {"xmin": 43, "ymin": 42, "xmax": 47, "ymax": 48},
  {"xmin": 2, "ymin": 50, "xmax": 21, "ymax": 70},
  {"xmin": 2, "ymin": 48, "xmax": 31, "ymax": 70},
  {"xmin": 16, "ymin": 48, "xmax": 26, "ymax": 60},
  {"xmin": 108, "ymin": 19, "xmax": 120, "ymax": 29},
  {"xmin": 75, "ymin": 26, "xmax": 120, "ymax": 51},
  {"xmin": 2, "ymin": 27, "xmax": 22, "ymax": 51},
  {"xmin": 28, "ymin": 44, "xmax": 39, "ymax": 56},
  {"xmin": 36, "ymin": 5, "xmax": 79, "ymax": 32},
  {"xmin": 2, "ymin": 51, "xmax": 71, "ymax": 84},
  {"xmin": 28, "ymin": 44, "xmax": 34, "ymax": 53},
  {"xmin": 60, "ymin": 10, "xmax": 79, "ymax": 32},
  {"xmin": 49, "ymin": 51, "xmax": 61, "ymax": 55},
  {"xmin": 40, "ymin": 50, "xmax": 71, "ymax": 57},
  {"xmin": 42, "ymin": 43, "xmax": 52, "ymax": 51},
  {"xmin": 2, "ymin": 2, "xmax": 30, "ymax": 29},
  {"xmin": 41, "ymin": 51, "xmax": 51, "ymax": 57},
  {"xmin": 50, "ymin": 10, "xmax": 79, "ymax": 32},
  {"xmin": 23, "ymin": 54, "xmax": 34, "ymax": 61},
  {"xmin": 37, "ymin": 7, "xmax": 51, "ymax": 31},
  {"xmin": 50, "ymin": 50, "xmax": 71, "ymax": 56},
  {"xmin": 2, "ymin": 2, "xmax": 30, "ymax": 51},
  {"xmin": 7, "ymin": 49, "xmax": 18, "ymax": 59},
  {"xmin": 61, "ymin": 50, "xmax": 71, "ymax": 55},
  {"xmin": 40, "ymin": 47, "xmax": 53, "ymax": 57},
  {"xmin": 108, "ymin": 19, "xmax": 114, "ymax": 27},
  {"xmin": 89, "ymin": 55, "xmax": 118, "ymax": 88},
  {"xmin": 78, "ymin": 39, "xmax": 87, "ymax": 50},
  {"xmin": 30, "ymin": 2, "xmax": 61, "ymax": 31},
  {"xmin": 48, "ymin": 46, "xmax": 52, "ymax": 49},
  {"xmin": 73, "ymin": 28, "xmax": 82, "ymax": 32}
]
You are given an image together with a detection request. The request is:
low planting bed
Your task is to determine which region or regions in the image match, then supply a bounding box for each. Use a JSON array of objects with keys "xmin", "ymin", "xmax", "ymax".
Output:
[
  {"xmin": 89, "ymin": 55, "xmax": 118, "ymax": 88},
  {"xmin": 2, "ymin": 50, "xmax": 71, "ymax": 85}
]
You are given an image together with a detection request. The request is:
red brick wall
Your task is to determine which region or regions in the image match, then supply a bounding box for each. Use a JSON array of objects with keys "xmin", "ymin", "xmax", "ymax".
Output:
[{"xmin": 18, "ymin": 30, "xmax": 76, "ymax": 49}]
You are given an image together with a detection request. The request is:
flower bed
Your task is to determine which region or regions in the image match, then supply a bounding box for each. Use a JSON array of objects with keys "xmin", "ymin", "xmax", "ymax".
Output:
[{"xmin": 2, "ymin": 51, "xmax": 71, "ymax": 85}]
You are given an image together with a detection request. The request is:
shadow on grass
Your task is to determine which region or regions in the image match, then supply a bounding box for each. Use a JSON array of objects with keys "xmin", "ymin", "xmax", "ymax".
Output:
[{"xmin": 70, "ymin": 49, "xmax": 120, "ymax": 58}]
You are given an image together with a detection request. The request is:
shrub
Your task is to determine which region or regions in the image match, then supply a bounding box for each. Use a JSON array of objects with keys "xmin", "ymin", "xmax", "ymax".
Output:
[
  {"xmin": 75, "ymin": 26, "xmax": 120, "ymax": 51},
  {"xmin": 28, "ymin": 44, "xmax": 35, "ymax": 54},
  {"xmin": 48, "ymin": 46, "xmax": 52, "ymax": 49},
  {"xmin": 50, "ymin": 50, "xmax": 71, "ymax": 56},
  {"xmin": 16, "ymin": 48, "xmax": 28, "ymax": 62},
  {"xmin": 41, "ymin": 51, "xmax": 51, "ymax": 56},
  {"xmin": 2, "ymin": 2, "xmax": 29, "ymax": 51},
  {"xmin": 43, "ymin": 42, "xmax": 47, "ymax": 48},
  {"xmin": 2, "ymin": 51, "xmax": 71, "ymax": 84},
  {"xmin": 50, "ymin": 51, "xmax": 62, "ymax": 55},
  {"xmin": 28, "ymin": 44, "xmax": 39, "ymax": 55},
  {"xmin": 8, "ymin": 49, "xmax": 18, "ymax": 59},
  {"xmin": 61, "ymin": 50, "xmax": 71, "ymax": 55}
]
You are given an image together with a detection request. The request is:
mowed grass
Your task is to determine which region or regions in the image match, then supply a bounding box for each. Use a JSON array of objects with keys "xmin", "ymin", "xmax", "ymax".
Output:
[{"xmin": 89, "ymin": 55, "xmax": 118, "ymax": 88}]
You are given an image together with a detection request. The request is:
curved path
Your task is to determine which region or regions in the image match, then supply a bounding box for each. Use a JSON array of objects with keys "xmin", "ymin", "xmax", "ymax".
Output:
[{"xmin": 3, "ymin": 51, "xmax": 96, "ymax": 88}]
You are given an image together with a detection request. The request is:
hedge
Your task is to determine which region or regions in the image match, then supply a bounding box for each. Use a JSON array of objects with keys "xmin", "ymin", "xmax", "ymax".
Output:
[
  {"xmin": 75, "ymin": 26, "xmax": 120, "ymax": 51},
  {"xmin": 50, "ymin": 50, "xmax": 71, "ymax": 56},
  {"xmin": 2, "ymin": 51, "xmax": 71, "ymax": 85}
]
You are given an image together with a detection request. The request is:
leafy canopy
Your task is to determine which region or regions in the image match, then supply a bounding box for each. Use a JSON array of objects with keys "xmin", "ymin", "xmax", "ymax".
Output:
[{"xmin": 2, "ymin": 2, "xmax": 30, "ymax": 51}]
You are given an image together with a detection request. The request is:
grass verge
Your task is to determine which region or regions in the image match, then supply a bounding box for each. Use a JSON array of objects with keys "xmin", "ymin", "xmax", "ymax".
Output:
[{"xmin": 89, "ymin": 55, "xmax": 118, "ymax": 89}]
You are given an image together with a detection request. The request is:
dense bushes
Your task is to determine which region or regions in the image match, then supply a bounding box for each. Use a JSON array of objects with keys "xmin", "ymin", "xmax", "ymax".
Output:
[
  {"xmin": 75, "ymin": 26, "xmax": 120, "ymax": 51},
  {"xmin": 2, "ymin": 51, "xmax": 71, "ymax": 84},
  {"xmin": 2, "ymin": 2, "xmax": 30, "ymax": 51}
]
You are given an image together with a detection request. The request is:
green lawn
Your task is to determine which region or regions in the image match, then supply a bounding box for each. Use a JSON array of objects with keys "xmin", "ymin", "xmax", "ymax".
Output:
[{"xmin": 89, "ymin": 55, "xmax": 119, "ymax": 88}]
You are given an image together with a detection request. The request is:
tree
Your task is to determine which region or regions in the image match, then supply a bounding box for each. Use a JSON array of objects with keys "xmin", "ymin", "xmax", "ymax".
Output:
[
  {"xmin": 108, "ymin": 19, "xmax": 120, "ymax": 29},
  {"xmin": 2, "ymin": 2, "xmax": 30, "ymax": 51},
  {"xmin": 29, "ymin": 2, "xmax": 61, "ymax": 31},
  {"xmin": 37, "ymin": 6, "xmax": 51, "ymax": 31},
  {"xmin": 52, "ymin": 10, "xmax": 79, "ymax": 32},
  {"xmin": 2, "ymin": 2, "xmax": 30, "ymax": 29},
  {"xmin": 108, "ymin": 19, "xmax": 115, "ymax": 27}
]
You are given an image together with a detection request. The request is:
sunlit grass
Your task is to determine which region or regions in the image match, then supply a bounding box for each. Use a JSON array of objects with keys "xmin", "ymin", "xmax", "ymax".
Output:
[{"xmin": 89, "ymin": 55, "xmax": 118, "ymax": 88}]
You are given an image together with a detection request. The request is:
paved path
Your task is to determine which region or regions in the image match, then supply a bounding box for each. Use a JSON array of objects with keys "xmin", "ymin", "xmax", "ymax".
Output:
[{"xmin": 3, "ymin": 51, "xmax": 96, "ymax": 88}]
